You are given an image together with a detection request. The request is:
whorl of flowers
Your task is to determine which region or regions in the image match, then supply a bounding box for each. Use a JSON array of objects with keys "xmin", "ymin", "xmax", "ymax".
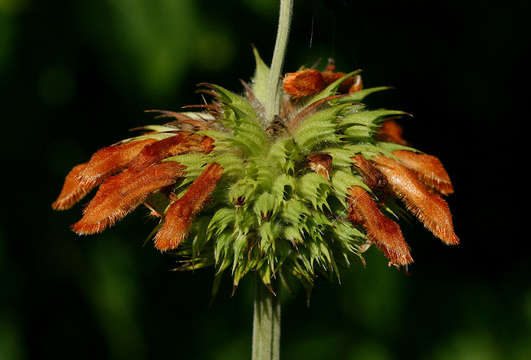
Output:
[{"xmin": 53, "ymin": 50, "xmax": 458, "ymax": 292}]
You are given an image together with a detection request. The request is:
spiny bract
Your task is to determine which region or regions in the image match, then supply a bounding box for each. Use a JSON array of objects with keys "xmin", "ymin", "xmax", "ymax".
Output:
[{"xmin": 53, "ymin": 49, "xmax": 458, "ymax": 293}]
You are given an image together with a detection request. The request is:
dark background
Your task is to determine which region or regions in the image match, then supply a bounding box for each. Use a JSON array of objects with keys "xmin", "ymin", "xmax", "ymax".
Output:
[{"xmin": 1, "ymin": 0, "xmax": 529, "ymax": 359}]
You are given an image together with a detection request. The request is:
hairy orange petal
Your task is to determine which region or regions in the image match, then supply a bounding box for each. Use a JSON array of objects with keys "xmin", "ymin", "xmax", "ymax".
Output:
[
  {"xmin": 392, "ymin": 150, "xmax": 454, "ymax": 195},
  {"xmin": 77, "ymin": 139, "xmax": 157, "ymax": 188},
  {"xmin": 372, "ymin": 155, "xmax": 459, "ymax": 245},
  {"xmin": 351, "ymin": 154, "xmax": 388, "ymax": 197},
  {"xmin": 307, "ymin": 153, "xmax": 332, "ymax": 180},
  {"xmin": 52, "ymin": 163, "xmax": 89, "ymax": 210},
  {"xmin": 347, "ymin": 186, "xmax": 412, "ymax": 266},
  {"xmin": 72, "ymin": 162, "xmax": 186, "ymax": 235},
  {"xmin": 377, "ymin": 121, "xmax": 408, "ymax": 145},
  {"xmin": 128, "ymin": 133, "xmax": 211, "ymax": 171},
  {"xmin": 283, "ymin": 69, "xmax": 325, "ymax": 98},
  {"xmin": 154, "ymin": 163, "xmax": 224, "ymax": 251}
]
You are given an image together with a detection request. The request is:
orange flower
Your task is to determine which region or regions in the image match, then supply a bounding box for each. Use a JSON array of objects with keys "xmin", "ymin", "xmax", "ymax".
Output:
[
  {"xmin": 128, "ymin": 132, "xmax": 212, "ymax": 171},
  {"xmin": 283, "ymin": 66, "xmax": 363, "ymax": 98},
  {"xmin": 347, "ymin": 186, "xmax": 412, "ymax": 266},
  {"xmin": 52, "ymin": 139, "xmax": 156, "ymax": 210},
  {"xmin": 282, "ymin": 69, "xmax": 325, "ymax": 98},
  {"xmin": 372, "ymin": 155, "xmax": 459, "ymax": 245},
  {"xmin": 77, "ymin": 139, "xmax": 157, "ymax": 188},
  {"xmin": 154, "ymin": 163, "xmax": 224, "ymax": 251},
  {"xmin": 392, "ymin": 150, "xmax": 454, "ymax": 195},
  {"xmin": 72, "ymin": 162, "xmax": 186, "ymax": 235}
]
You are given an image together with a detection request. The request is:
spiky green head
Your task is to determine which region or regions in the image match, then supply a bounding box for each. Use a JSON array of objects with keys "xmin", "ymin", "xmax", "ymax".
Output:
[{"xmin": 143, "ymin": 50, "xmax": 416, "ymax": 293}]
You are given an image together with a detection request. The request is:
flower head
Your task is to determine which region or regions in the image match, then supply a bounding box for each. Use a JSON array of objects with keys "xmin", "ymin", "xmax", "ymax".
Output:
[{"xmin": 53, "ymin": 50, "xmax": 458, "ymax": 292}]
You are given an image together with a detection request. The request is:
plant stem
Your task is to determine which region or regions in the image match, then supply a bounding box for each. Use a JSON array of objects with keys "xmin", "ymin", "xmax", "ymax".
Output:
[
  {"xmin": 265, "ymin": 0, "xmax": 294, "ymax": 123},
  {"xmin": 252, "ymin": 279, "xmax": 281, "ymax": 360},
  {"xmin": 252, "ymin": 1, "xmax": 292, "ymax": 358}
]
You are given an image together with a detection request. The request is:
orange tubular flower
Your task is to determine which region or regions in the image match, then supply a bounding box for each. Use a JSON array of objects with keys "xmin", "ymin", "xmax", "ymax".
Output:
[
  {"xmin": 72, "ymin": 162, "xmax": 186, "ymax": 235},
  {"xmin": 347, "ymin": 186, "xmax": 413, "ymax": 266},
  {"xmin": 283, "ymin": 65, "xmax": 362, "ymax": 99},
  {"xmin": 307, "ymin": 153, "xmax": 333, "ymax": 180},
  {"xmin": 391, "ymin": 150, "xmax": 454, "ymax": 195},
  {"xmin": 77, "ymin": 139, "xmax": 157, "ymax": 188},
  {"xmin": 154, "ymin": 163, "xmax": 224, "ymax": 252},
  {"xmin": 372, "ymin": 155, "xmax": 459, "ymax": 245},
  {"xmin": 128, "ymin": 132, "xmax": 212, "ymax": 171},
  {"xmin": 52, "ymin": 139, "xmax": 157, "ymax": 210},
  {"xmin": 283, "ymin": 69, "xmax": 325, "ymax": 98}
]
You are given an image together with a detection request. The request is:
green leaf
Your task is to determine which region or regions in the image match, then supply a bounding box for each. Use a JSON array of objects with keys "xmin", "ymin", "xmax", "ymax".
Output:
[
  {"xmin": 308, "ymin": 70, "xmax": 362, "ymax": 104},
  {"xmin": 375, "ymin": 141, "xmax": 420, "ymax": 154},
  {"xmin": 341, "ymin": 109, "xmax": 408, "ymax": 128},
  {"xmin": 330, "ymin": 86, "xmax": 392, "ymax": 104},
  {"xmin": 252, "ymin": 47, "xmax": 270, "ymax": 106}
]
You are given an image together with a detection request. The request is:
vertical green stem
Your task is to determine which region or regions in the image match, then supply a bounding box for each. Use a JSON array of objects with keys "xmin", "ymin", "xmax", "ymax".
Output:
[
  {"xmin": 253, "ymin": 1, "xmax": 292, "ymax": 358},
  {"xmin": 252, "ymin": 279, "xmax": 281, "ymax": 360},
  {"xmin": 265, "ymin": 0, "xmax": 294, "ymax": 123}
]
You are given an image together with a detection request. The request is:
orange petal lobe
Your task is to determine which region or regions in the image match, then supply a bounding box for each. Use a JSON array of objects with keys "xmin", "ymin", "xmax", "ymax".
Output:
[
  {"xmin": 128, "ymin": 133, "xmax": 211, "ymax": 171},
  {"xmin": 154, "ymin": 163, "xmax": 224, "ymax": 251},
  {"xmin": 377, "ymin": 121, "xmax": 408, "ymax": 145},
  {"xmin": 283, "ymin": 69, "xmax": 325, "ymax": 98},
  {"xmin": 392, "ymin": 150, "xmax": 454, "ymax": 195},
  {"xmin": 52, "ymin": 163, "xmax": 90, "ymax": 210},
  {"xmin": 347, "ymin": 186, "xmax": 413, "ymax": 266},
  {"xmin": 373, "ymin": 155, "xmax": 459, "ymax": 245},
  {"xmin": 307, "ymin": 153, "xmax": 332, "ymax": 180},
  {"xmin": 78, "ymin": 139, "xmax": 157, "ymax": 188},
  {"xmin": 72, "ymin": 162, "xmax": 186, "ymax": 235}
]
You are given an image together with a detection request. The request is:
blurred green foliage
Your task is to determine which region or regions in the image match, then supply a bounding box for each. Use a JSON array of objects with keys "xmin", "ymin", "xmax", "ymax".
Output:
[{"xmin": 1, "ymin": 0, "xmax": 529, "ymax": 359}]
